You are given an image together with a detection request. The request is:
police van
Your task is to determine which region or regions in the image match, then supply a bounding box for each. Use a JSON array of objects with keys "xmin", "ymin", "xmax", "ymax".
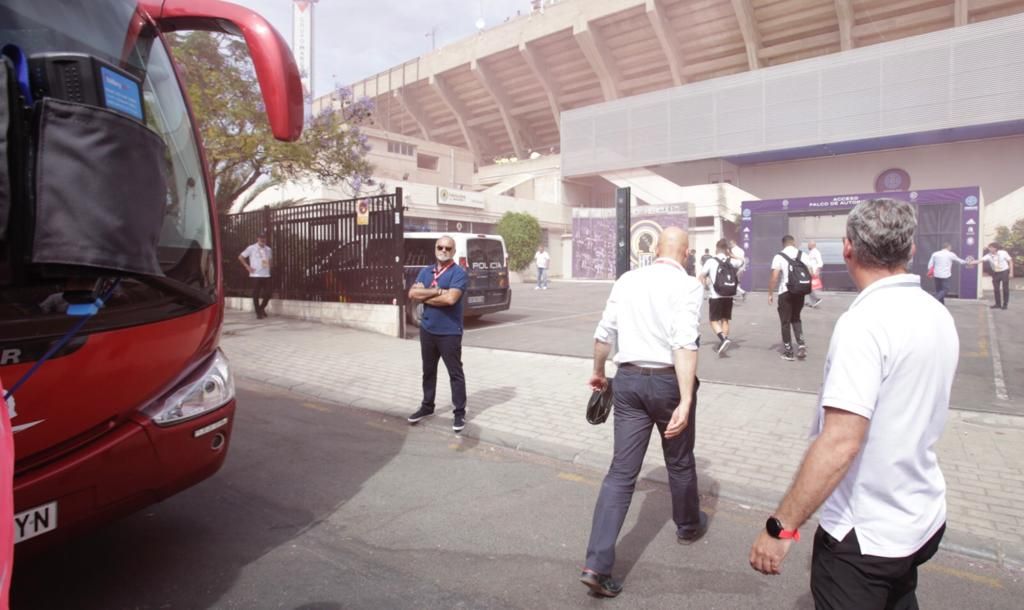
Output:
[{"xmin": 403, "ymin": 232, "xmax": 512, "ymax": 326}]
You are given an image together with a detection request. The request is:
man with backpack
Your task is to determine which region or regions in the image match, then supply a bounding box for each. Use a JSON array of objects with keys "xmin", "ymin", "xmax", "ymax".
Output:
[
  {"xmin": 769, "ymin": 235, "xmax": 813, "ymax": 361},
  {"xmin": 699, "ymin": 239, "xmax": 742, "ymax": 356}
]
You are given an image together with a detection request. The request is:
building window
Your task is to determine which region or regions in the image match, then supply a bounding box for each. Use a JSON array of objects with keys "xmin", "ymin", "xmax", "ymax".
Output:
[
  {"xmin": 417, "ymin": 153, "xmax": 439, "ymax": 171},
  {"xmin": 694, "ymin": 216, "xmax": 715, "ymax": 228},
  {"xmin": 387, "ymin": 141, "xmax": 416, "ymax": 157}
]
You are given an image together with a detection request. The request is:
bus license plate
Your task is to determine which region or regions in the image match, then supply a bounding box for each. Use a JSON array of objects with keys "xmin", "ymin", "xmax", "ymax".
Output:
[
  {"xmin": 468, "ymin": 296, "xmax": 485, "ymax": 305},
  {"xmin": 14, "ymin": 501, "xmax": 57, "ymax": 544}
]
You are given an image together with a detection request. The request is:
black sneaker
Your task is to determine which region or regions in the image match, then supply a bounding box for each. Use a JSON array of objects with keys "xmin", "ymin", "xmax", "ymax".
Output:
[
  {"xmin": 407, "ymin": 407, "xmax": 434, "ymax": 424},
  {"xmin": 991, "ymin": 305, "xmax": 1001, "ymax": 309},
  {"xmin": 796, "ymin": 344, "xmax": 807, "ymax": 360},
  {"xmin": 579, "ymin": 570, "xmax": 622, "ymax": 598},
  {"xmin": 717, "ymin": 338, "xmax": 732, "ymax": 356},
  {"xmin": 453, "ymin": 414, "xmax": 466, "ymax": 432},
  {"xmin": 677, "ymin": 511, "xmax": 709, "ymax": 545},
  {"xmin": 780, "ymin": 350, "xmax": 795, "ymax": 361}
]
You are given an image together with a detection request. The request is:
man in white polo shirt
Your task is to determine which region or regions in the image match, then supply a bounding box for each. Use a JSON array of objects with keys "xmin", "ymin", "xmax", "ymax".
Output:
[{"xmin": 749, "ymin": 198, "xmax": 958, "ymax": 609}]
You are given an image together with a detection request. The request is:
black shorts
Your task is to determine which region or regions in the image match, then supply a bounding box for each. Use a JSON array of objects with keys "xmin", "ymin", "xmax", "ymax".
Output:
[{"xmin": 709, "ymin": 297, "xmax": 733, "ymax": 321}]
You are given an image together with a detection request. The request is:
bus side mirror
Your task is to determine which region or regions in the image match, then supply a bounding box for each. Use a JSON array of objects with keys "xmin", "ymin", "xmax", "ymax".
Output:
[{"xmin": 143, "ymin": 0, "xmax": 303, "ymax": 142}]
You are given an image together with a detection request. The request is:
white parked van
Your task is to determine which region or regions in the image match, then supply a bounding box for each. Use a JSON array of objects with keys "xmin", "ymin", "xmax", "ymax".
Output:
[{"xmin": 403, "ymin": 232, "xmax": 512, "ymax": 326}]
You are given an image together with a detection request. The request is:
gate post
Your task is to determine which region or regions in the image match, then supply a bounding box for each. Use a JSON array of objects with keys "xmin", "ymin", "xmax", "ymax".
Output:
[{"xmin": 394, "ymin": 188, "xmax": 406, "ymax": 336}]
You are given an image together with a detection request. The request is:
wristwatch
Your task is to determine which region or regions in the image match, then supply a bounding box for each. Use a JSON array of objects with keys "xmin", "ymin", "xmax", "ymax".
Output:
[{"xmin": 766, "ymin": 516, "xmax": 800, "ymax": 541}]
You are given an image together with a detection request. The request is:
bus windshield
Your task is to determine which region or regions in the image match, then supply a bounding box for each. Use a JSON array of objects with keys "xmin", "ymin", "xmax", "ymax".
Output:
[{"xmin": 0, "ymin": 0, "xmax": 216, "ymax": 341}]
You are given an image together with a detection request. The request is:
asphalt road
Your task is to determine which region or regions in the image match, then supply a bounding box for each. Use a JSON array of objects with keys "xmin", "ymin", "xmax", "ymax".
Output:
[
  {"xmin": 413, "ymin": 281, "xmax": 1021, "ymax": 415},
  {"xmin": 11, "ymin": 379, "xmax": 1023, "ymax": 609}
]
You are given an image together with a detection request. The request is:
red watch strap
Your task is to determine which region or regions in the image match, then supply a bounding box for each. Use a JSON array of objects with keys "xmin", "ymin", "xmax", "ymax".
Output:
[{"xmin": 779, "ymin": 529, "xmax": 800, "ymax": 541}]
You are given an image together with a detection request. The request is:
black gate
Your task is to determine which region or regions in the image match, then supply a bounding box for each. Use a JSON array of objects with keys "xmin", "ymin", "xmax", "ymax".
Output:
[{"xmin": 221, "ymin": 189, "xmax": 405, "ymax": 304}]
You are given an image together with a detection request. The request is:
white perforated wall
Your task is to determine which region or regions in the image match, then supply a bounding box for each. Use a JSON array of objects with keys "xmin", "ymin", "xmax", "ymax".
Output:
[{"xmin": 561, "ymin": 13, "xmax": 1024, "ymax": 177}]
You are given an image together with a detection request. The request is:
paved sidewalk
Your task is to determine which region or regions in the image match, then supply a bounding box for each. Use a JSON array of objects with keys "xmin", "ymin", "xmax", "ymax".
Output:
[{"xmin": 221, "ymin": 312, "xmax": 1024, "ymax": 567}]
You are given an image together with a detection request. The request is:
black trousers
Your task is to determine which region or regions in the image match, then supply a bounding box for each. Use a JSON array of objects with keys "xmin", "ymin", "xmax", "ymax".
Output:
[
  {"xmin": 251, "ymin": 277, "xmax": 272, "ymax": 313},
  {"xmin": 933, "ymin": 277, "xmax": 949, "ymax": 304},
  {"xmin": 777, "ymin": 292, "xmax": 805, "ymax": 346},
  {"xmin": 419, "ymin": 328, "xmax": 467, "ymax": 416},
  {"xmin": 584, "ymin": 371, "xmax": 701, "ymax": 575},
  {"xmin": 992, "ymin": 270, "xmax": 1010, "ymax": 308},
  {"xmin": 811, "ymin": 524, "xmax": 945, "ymax": 610}
]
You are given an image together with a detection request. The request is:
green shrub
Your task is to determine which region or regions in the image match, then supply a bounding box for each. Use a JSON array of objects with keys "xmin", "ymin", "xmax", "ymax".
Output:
[
  {"xmin": 495, "ymin": 212, "xmax": 542, "ymax": 271},
  {"xmin": 994, "ymin": 220, "xmax": 1024, "ymax": 277}
]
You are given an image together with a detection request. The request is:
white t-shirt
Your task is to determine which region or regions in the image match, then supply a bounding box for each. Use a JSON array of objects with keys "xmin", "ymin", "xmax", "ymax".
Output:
[
  {"xmin": 700, "ymin": 254, "xmax": 741, "ymax": 300},
  {"xmin": 534, "ymin": 250, "xmax": 551, "ymax": 269},
  {"xmin": 594, "ymin": 258, "xmax": 703, "ymax": 367},
  {"xmin": 770, "ymin": 245, "xmax": 802, "ymax": 295},
  {"xmin": 980, "ymin": 249, "xmax": 1012, "ymax": 273},
  {"xmin": 806, "ymin": 248, "xmax": 824, "ymax": 275},
  {"xmin": 814, "ymin": 274, "xmax": 957, "ymax": 558},
  {"xmin": 241, "ymin": 243, "xmax": 272, "ymax": 278}
]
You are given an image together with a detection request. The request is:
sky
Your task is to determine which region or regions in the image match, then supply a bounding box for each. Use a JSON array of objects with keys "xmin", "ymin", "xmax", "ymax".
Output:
[{"xmin": 231, "ymin": 0, "xmax": 535, "ymax": 99}]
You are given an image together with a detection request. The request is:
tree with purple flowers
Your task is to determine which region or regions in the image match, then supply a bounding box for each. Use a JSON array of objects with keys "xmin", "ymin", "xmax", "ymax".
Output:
[{"xmin": 168, "ymin": 32, "xmax": 373, "ymax": 213}]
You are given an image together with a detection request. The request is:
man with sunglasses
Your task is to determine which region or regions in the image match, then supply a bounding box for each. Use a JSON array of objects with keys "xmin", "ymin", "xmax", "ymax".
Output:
[{"xmin": 406, "ymin": 236, "xmax": 470, "ymax": 432}]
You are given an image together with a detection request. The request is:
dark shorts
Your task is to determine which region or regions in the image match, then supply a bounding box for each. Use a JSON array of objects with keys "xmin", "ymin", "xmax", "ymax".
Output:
[{"xmin": 709, "ymin": 297, "xmax": 733, "ymax": 321}]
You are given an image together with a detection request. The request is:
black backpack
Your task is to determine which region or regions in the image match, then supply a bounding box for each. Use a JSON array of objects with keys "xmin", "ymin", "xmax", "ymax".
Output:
[
  {"xmin": 712, "ymin": 257, "xmax": 738, "ymax": 297},
  {"xmin": 779, "ymin": 251, "xmax": 812, "ymax": 296}
]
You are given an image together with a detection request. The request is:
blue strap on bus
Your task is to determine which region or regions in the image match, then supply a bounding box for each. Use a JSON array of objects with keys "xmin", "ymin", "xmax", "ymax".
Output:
[
  {"xmin": 1, "ymin": 44, "xmax": 33, "ymax": 105},
  {"xmin": 3, "ymin": 279, "xmax": 121, "ymax": 401}
]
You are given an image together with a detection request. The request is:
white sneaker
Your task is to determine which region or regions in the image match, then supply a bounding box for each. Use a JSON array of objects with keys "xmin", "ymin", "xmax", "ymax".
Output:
[
  {"xmin": 542, "ymin": 286, "xmax": 548, "ymax": 290},
  {"xmin": 717, "ymin": 338, "xmax": 732, "ymax": 356},
  {"xmin": 534, "ymin": 286, "xmax": 540, "ymax": 290}
]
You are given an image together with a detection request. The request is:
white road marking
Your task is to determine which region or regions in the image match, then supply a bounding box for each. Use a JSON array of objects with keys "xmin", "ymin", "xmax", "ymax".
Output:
[
  {"xmin": 464, "ymin": 310, "xmax": 605, "ymax": 334},
  {"xmin": 986, "ymin": 307, "xmax": 1009, "ymax": 401}
]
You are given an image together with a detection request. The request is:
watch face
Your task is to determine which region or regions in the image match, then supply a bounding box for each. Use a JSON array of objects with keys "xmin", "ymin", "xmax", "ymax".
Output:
[{"xmin": 766, "ymin": 517, "xmax": 783, "ymax": 539}]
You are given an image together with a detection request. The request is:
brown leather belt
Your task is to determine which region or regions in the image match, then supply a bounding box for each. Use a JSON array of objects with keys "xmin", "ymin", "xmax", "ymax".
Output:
[{"xmin": 618, "ymin": 363, "xmax": 676, "ymax": 376}]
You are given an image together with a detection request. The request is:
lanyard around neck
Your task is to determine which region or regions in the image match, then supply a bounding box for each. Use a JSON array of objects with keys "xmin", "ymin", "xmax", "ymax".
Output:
[{"xmin": 431, "ymin": 262, "xmax": 454, "ymax": 287}]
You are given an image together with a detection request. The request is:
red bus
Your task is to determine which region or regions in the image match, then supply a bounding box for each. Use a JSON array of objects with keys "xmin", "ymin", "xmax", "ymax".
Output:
[{"xmin": 0, "ymin": 0, "xmax": 302, "ymax": 550}]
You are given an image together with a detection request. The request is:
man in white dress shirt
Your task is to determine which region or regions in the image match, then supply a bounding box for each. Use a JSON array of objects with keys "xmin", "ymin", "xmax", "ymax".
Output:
[
  {"xmin": 579, "ymin": 227, "xmax": 706, "ymax": 598},
  {"xmin": 749, "ymin": 198, "xmax": 957, "ymax": 609},
  {"xmin": 927, "ymin": 243, "xmax": 967, "ymax": 304}
]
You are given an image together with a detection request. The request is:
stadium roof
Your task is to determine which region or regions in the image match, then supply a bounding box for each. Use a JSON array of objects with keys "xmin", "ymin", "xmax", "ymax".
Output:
[{"xmin": 321, "ymin": 0, "xmax": 1024, "ymax": 163}]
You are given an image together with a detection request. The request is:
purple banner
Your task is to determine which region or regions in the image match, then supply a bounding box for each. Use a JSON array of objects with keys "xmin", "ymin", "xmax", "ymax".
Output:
[
  {"xmin": 572, "ymin": 204, "xmax": 690, "ymax": 280},
  {"xmin": 740, "ymin": 187, "xmax": 981, "ymax": 298}
]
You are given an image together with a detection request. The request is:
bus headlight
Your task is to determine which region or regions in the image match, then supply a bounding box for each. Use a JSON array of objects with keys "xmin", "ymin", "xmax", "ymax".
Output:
[{"xmin": 147, "ymin": 350, "xmax": 235, "ymax": 426}]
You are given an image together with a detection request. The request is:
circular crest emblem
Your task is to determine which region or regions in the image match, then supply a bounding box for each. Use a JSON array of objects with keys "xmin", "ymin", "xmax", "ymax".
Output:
[{"xmin": 875, "ymin": 168, "xmax": 910, "ymax": 192}]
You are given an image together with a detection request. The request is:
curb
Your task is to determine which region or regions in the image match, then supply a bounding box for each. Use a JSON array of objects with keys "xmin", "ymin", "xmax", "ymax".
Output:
[{"xmin": 236, "ymin": 371, "xmax": 1024, "ymax": 571}]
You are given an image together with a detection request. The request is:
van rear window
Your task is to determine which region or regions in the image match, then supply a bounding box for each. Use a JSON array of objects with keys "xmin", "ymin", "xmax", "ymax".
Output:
[{"xmin": 467, "ymin": 239, "xmax": 504, "ymax": 270}]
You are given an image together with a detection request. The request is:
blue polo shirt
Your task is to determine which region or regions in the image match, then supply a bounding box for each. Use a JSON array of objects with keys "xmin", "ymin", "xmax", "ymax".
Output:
[{"xmin": 415, "ymin": 263, "xmax": 468, "ymax": 335}]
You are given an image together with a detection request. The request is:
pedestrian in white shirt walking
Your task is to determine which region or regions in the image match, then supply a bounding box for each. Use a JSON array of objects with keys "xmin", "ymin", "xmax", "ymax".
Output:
[
  {"xmin": 238, "ymin": 232, "xmax": 272, "ymax": 319},
  {"xmin": 534, "ymin": 244, "xmax": 551, "ymax": 290},
  {"xmin": 730, "ymin": 240, "xmax": 747, "ymax": 301},
  {"xmin": 579, "ymin": 227, "xmax": 706, "ymax": 598},
  {"xmin": 750, "ymin": 198, "xmax": 958, "ymax": 609},
  {"xmin": 698, "ymin": 239, "xmax": 742, "ymax": 356},
  {"xmin": 769, "ymin": 236, "xmax": 812, "ymax": 361},
  {"xmin": 806, "ymin": 240, "xmax": 825, "ymax": 308},
  {"xmin": 968, "ymin": 242, "xmax": 1014, "ymax": 309},
  {"xmin": 927, "ymin": 244, "xmax": 968, "ymax": 304}
]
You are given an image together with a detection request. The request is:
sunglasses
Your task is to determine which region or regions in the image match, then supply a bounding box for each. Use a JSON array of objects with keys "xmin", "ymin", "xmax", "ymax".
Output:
[{"xmin": 436, "ymin": 245, "xmax": 454, "ymax": 252}]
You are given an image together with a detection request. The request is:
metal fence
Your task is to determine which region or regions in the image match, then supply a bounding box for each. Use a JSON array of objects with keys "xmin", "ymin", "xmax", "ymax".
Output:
[{"xmin": 221, "ymin": 189, "xmax": 405, "ymax": 304}]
